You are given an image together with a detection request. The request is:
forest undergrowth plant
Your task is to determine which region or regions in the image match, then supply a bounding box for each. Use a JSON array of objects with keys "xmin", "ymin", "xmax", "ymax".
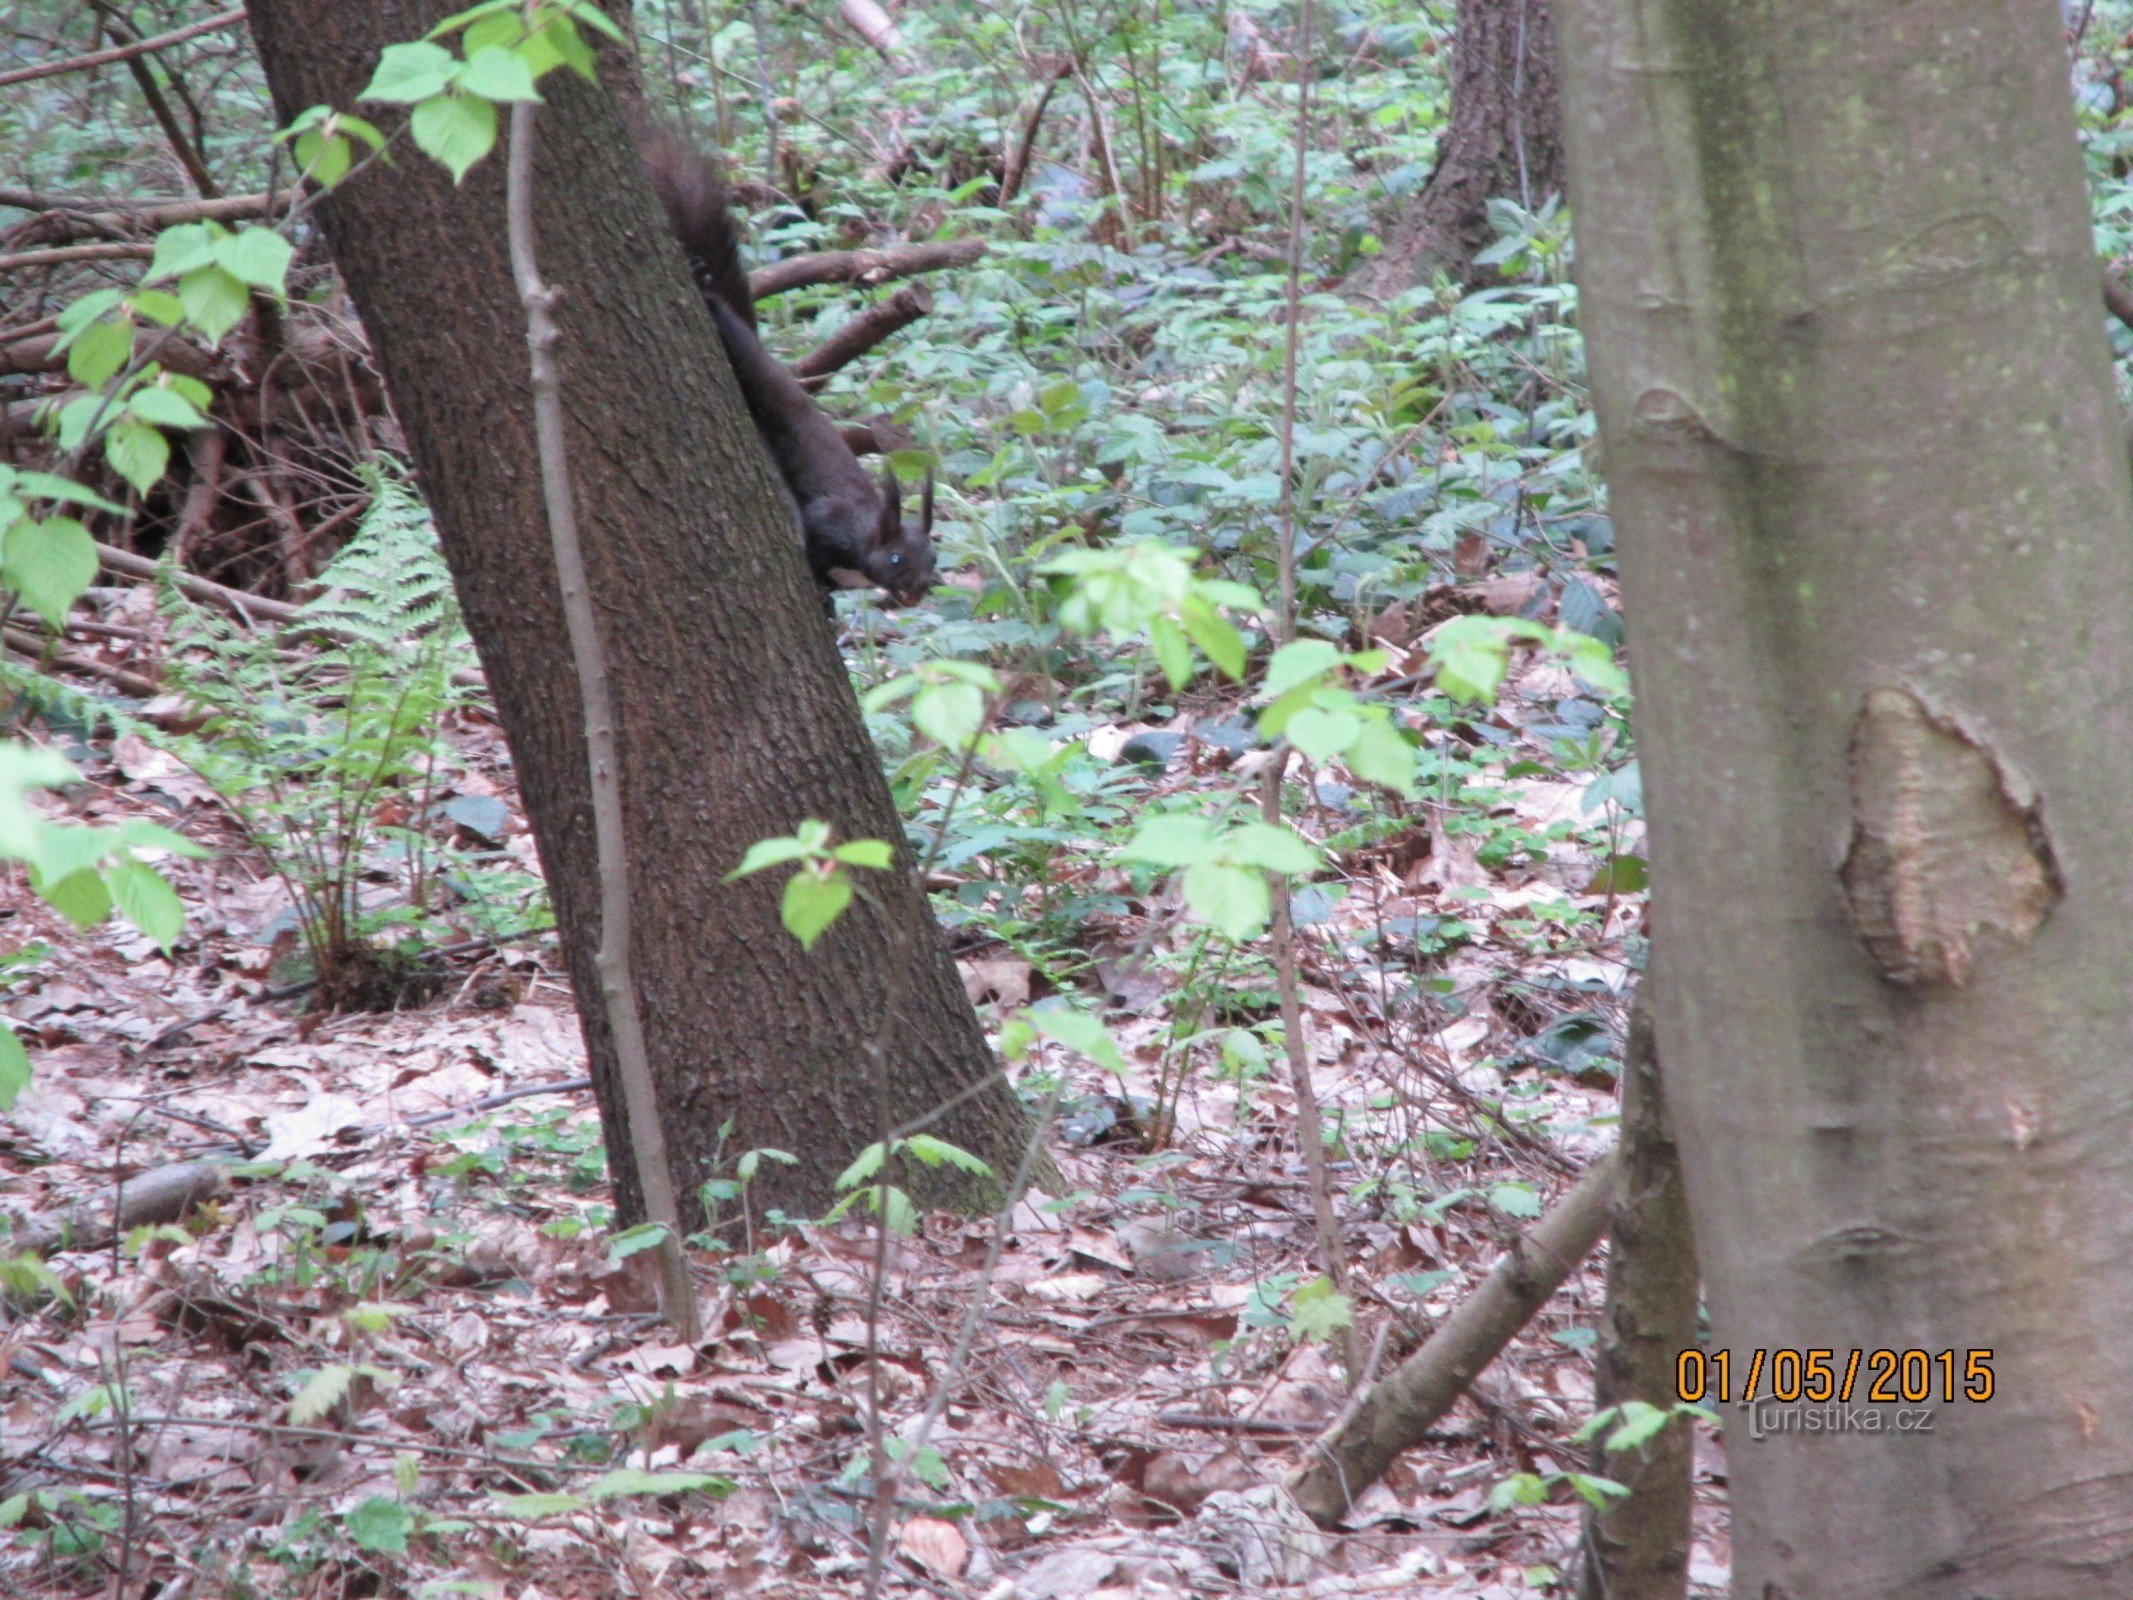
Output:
[{"xmin": 159, "ymin": 471, "xmax": 485, "ymax": 1010}]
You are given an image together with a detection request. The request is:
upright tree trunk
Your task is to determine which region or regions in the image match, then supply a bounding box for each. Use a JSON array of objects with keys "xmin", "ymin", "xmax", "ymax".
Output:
[
  {"xmin": 1577, "ymin": 990, "xmax": 1696, "ymax": 1600},
  {"xmin": 1558, "ymin": 1, "xmax": 2133, "ymax": 1592},
  {"xmin": 246, "ymin": 0, "xmax": 1031, "ymax": 1216},
  {"xmin": 1368, "ymin": 0, "xmax": 1561, "ymax": 291}
]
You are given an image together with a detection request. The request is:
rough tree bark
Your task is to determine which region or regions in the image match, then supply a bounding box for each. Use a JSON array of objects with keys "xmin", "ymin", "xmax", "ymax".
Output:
[
  {"xmin": 1577, "ymin": 991, "xmax": 1696, "ymax": 1600},
  {"xmin": 1559, "ymin": 1, "xmax": 2133, "ymax": 1592},
  {"xmin": 1367, "ymin": 0, "xmax": 1561, "ymax": 292},
  {"xmin": 245, "ymin": 0, "xmax": 1032, "ymax": 1217}
]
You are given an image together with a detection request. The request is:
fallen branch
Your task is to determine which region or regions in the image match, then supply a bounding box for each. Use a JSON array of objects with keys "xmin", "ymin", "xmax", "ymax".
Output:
[
  {"xmin": 0, "ymin": 241, "xmax": 156, "ymax": 274},
  {"xmin": 0, "ymin": 191, "xmax": 281, "ymax": 243},
  {"xmin": 95, "ymin": 540, "xmax": 303, "ymax": 626},
  {"xmin": 1287, "ymin": 1150, "xmax": 1622, "ymax": 1527},
  {"xmin": 794, "ymin": 282, "xmax": 932, "ymax": 386},
  {"xmin": 750, "ymin": 237, "xmax": 985, "ymax": 299},
  {"xmin": 18, "ymin": 1158, "xmax": 231, "ymax": 1256},
  {"xmin": 1, "ymin": 327, "xmax": 217, "ymax": 380},
  {"xmin": 0, "ymin": 7, "xmax": 246, "ymax": 90},
  {"xmin": 3, "ymin": 624, "xmax": 159, "ymax": 696}
]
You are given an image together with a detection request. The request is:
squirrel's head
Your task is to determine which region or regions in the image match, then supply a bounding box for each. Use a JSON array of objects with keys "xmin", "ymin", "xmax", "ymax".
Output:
[{"xmin": 812, "ymin": 466, "xmax": 937, "ymax": 606}]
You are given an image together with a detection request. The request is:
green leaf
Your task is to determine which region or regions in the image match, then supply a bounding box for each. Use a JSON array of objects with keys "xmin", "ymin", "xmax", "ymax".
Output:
[
  {"xmin": 343, "ymin": 1495, "xmax": 413, "ymax": 1555},
  {"xmin": 55, "ymin": 288, "xmax": 125, "ymax": 335},
  {"xmin": 103, "ymin": 420, "xmax": 171, "ymax": 497},
  {"xmin": 912, "ymin": 679, "xmax": 985, "ymax": 750},
  {"xmin": 103, "ymin": 859, "xmax": 185, "ymax": 952},
  {"xmin": 1224, "ymin": 821, "xmax": 1319, "ymax": 875},
  {"xmin": 902, "ymin": 1133, "xmax": 992, "ymax": 1175},
  {"xmin": 1021, "ymin": 1002, "xmax": 1125, "ymax": 1073},
  {"xmin": 458, "ymin": 45, "xmax": 542, "ymax": 103},
  {"xmin": 129, "ymin": 289, "xmax": 184, "ymax": 326},
  {"xmin": 1180, "ymin": 860, "xmax": 1270, "ymax": 941},
  {"xmin": 830, "ymin": 838, "xmax": 893, "ymax": 869},
  {"xmin": 214, "ymin": 227, "xmax": 295, "ymax": 295},
  {"xmin": 1147, "ymin": 613, "xmax": 1193, "ymax": 689},
  {"xmin": 1489, "ymin": 1181, "xmax": 1542, "ymax": 1219},
  {"xmin": 780, "ymin": 867, "xmax": 851, "ymax": 950},
  {"xmin": 1289, "ymin": 1276, "xmax": 1354, "ymax": 1342},
  {"xmin": 5, "ymin": 515, "xmax": 99, "ymax": 624},
  {"xmin": 584, "ymin": 1468, "xmax": 731, "ymax": 1501},
  {"xmin": 524, "ymin": 14, "xmax": 597, "ymax": 79},
  {"xmin": 1261, "ymin": 638, "xmax": 1343, "ymax": 697},
  {"xmin": 1180, "ymin": 603, "xmax": 1246, "ymax": 680},
  {"xmin": 1602, "ymin": 1400, "xmax": 1675, "ymax": 1454},
  {"xmin": 1583, "ymin": 854, "xmax": 1648, "ymax": 895},
  {"xmin": 176, "ymin": 265, "xmax": 250, "ymax": 344},
  {"xmin": 411, "ymin": 92, "xmax": 499, "ymax": 182},
  {"xmin": 835, "ymin": 1141, "xmax": 887, "ymax": 1189},
  {"xmin": 1428, "ymin": 616, "xmax": 1516, "ymax": 705},
  {"xmin": 1284, "ymin": 703, "xmax": 1361, "ymax": 763},
  {"xmin": 293, "ymin": 130, "xmax": 350, "ymax": 186},
  {"xmin": 289, "ymin": 1363, "xmax": 354, "ymax": 1425},
  {"xmin": 0, "ymin": 1024, "xmax": 28, "ymax": 1112},
  {"xmin": 66, "ymin": 319, "xmax": 132, "ymax": 389},
  {"xmin": 1345, "ymin": 716, "xmax": 1419, "ymax": 798},
  {"xmin": 606, "ymin": 1222, "xmax": 669, "ymax": 1259},
  {"xmin": 727, "ymin": 835, "xmax": 810, "ymax": 878},
  {"xmin": 461, "ymin": 10, "xmax": 524, "ymax": 55},
  {"xmin": 126, "ymin": 385, "xmax": 209, "ymax": 430},
  {"xmin": 146, "ymin": 223, "xmax": 218, "ymax": 280},
  {"xmin": 493, "ymin": 1491, "xmax": 587, "ymax": 1519},
  {"xmin": 1120, "ymin": 812, "xmax": 1219, "ymax": 868},
  {"xmin": 362, "ymin": 41, "xmax": 461, "ymax": 103},
  {"xmin": 7, "ymin": 471, "xmax": 123, "ymax": 515}
]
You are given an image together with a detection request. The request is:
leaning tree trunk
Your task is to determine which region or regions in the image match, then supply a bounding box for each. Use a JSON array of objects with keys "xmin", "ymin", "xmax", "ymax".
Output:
[
  {"xmin": 1558, "ymin": 1, "xmax": 2133, "ymax": 1593},
  {"xmin": 1577, "ymin": 989, "xmax": 1696, "ymax": 1600},
  {"xmin": 1368, "ymin": 0, "xmax": 1561, "ymax": 292},
  {"xmin": 246, "ymin": 0, "xmax": 1031, "ymax": 1217}
]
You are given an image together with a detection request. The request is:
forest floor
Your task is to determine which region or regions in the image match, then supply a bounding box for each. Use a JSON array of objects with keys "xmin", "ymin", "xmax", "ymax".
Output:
[{"xmin": 0, "ymin": 600, "xmax": 1728, "ymax": 1599}]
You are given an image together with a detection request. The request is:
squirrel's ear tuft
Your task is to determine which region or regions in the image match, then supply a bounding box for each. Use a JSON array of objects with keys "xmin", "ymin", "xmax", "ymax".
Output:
[
  {"xmin": 919, "ymin": 467, "xmax": 935, "ymax": 536},
  {"xmin": 875, "ymin": 465, "xmax": 903, "ymax": 546}
]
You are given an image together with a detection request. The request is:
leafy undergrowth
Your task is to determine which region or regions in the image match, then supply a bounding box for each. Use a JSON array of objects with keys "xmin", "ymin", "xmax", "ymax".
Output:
[{"xmin": 0, "ymin": 600, "xmax": 1726, "ymax": 1600}]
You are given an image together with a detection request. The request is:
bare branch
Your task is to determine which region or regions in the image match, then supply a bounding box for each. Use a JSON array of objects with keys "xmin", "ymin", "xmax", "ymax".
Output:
[
  {"xmin": 0, "ymin": 7, "xmax": 246, "ymax": 89},
  {"xmin": 0, "ymin": 241, "xmax": 155, "ymax": 273},
  {"xmin": 750, "ymin": 237, "xmax": 984, "ymax": 299},
  {"xmin": 1288, "ymin": 1151, "xmax": 1622, "ymax": 1527},
  {"xmin": 837, "ymin": 0, "xmax": 909, "ymax": 64},
  {"xmin": 793, "ymin": 282, "xmax": 931, "ymax": 386},
  {"xmin": 0, "ymin": 191, "xmax": 282, "ymax": 242}
]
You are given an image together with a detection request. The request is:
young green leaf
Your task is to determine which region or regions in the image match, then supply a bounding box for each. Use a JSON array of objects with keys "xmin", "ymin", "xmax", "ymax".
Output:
[
  {"xmin": 410, "ymin": 92, "xmax": 499, "ymax": 182},
  {"xmin": 781, "ymin": 867, "xmax": 852, "ymax": 950}
]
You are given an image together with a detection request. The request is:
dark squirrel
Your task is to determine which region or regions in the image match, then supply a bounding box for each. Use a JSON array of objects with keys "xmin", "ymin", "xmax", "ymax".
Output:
[{"xmin": 640, "ymin": 132, "xmax": 937, "ymax": 606}]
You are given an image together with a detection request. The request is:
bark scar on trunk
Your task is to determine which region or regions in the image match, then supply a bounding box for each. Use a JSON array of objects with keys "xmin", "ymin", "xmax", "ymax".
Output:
[{"xmin": 1840, "ymin": 686, "xmax": 2061, "ymax": 986}]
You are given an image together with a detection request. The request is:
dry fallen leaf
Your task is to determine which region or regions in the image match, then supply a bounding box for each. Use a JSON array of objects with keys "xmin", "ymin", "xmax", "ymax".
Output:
[{"xmin": 897, "ymin": 1515, "xmax": 969, "ymax": 1577}]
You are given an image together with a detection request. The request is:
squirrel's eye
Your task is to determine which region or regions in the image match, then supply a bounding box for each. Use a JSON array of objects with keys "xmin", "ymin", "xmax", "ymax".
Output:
[{"xmin": 888, "ymin": 553, "xmax": 904, "ymax": 567}]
